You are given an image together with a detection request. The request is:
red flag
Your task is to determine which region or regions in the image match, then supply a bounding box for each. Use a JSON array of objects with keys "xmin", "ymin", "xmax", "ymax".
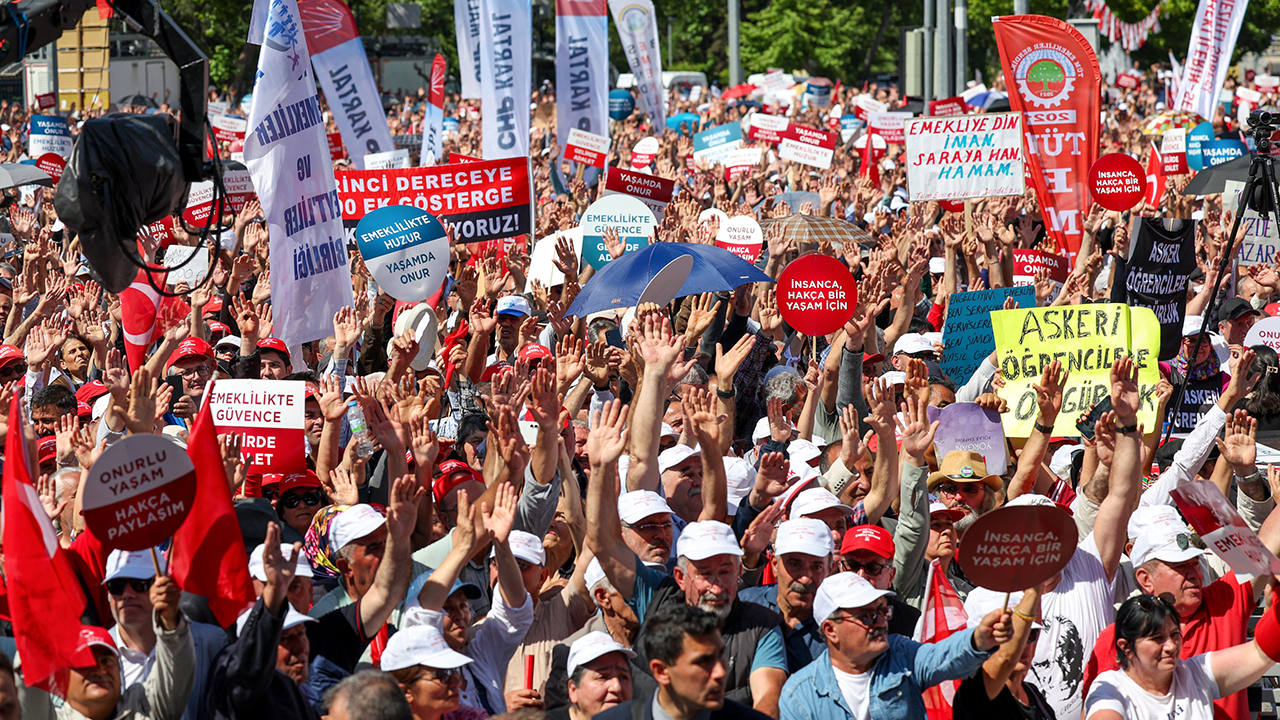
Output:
[
  {"xmin": 913, "ymin": 559, "xmax": 969, "ymax": 720},
  {"xmin": 429, "ymin": 54, "xmax": 447, "ymax": 109},
  {"xmin": 2, "ymin": 390, "xmax": 92, "ymax": 693},
  {"xmin": 120, "ymin": 269, "xmax": 190, "ymax": 372},
  {"xmin": 860, "ymin": 132, "xmax": 880, "ymax": 187},
  {"xmin": 993, "ymin": 15, "xmax": 1101, "ymax": 261},
  {"xmin": 1145, "ymin": 148, "xmax": 1167, "ymax": 207},
  {"xmin": 168, "ymin": 385, "xmax": 256, "ymax": 627}
]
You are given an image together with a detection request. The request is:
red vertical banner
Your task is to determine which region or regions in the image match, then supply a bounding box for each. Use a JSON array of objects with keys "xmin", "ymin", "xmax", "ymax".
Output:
[{"xmin": 993, "ymin": 15, "xmax": 1101, "ymax": 260}]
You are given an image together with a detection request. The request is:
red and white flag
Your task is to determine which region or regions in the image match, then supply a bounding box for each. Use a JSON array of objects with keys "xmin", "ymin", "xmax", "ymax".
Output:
[
  {"xmin": 120, "ymin": 270, "xmax": 190, "ymax": 373},
  {"xmin": 1145, "ymin": 148, "xmax": 1167, "ymax": 207},
  {"xmin": 860, "ymin": 131, "xmax": 880, "ymax": 187},
  {"xmin": 2, "ymin": 389, "xmax": 92, "ymax": 694},
  {"xmin": 913, "ymin": 559, "xmax": 969, "ymax": 720}
]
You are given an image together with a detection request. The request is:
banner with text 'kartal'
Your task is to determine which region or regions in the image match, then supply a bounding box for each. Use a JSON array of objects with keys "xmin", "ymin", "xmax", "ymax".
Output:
[
  {"xmin": 299, "ymin": 0, "xmax": 395, "ymax": 170},
  {"xmin": 609, "ymin": 0, "xmax": 665, "ymax": 124},
  {"xmin": 479, "ymin": 0, "xmax": 532, "ymax": 160},
  {"xmin": 421, "ymin": 55, "xmax": 447, "ymax": 166},
  {"xmin": 245, "ymin": 0, "xmax": 353, "ymax": 345},
  {"xmin": 557, "ymin": 0, "xmax": 609, "ymax": 164},
  {"xmin": 456, "ymin": 0, "xmax": 483, "ymax": 99}
]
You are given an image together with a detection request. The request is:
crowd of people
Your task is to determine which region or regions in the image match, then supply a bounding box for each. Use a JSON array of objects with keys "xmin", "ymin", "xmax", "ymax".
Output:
[{"xmin": 0, "ymin": 45, "xmax": 1279, "ymax": 720}]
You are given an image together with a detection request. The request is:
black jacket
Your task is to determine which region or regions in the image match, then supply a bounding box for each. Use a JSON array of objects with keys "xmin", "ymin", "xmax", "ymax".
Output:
[
  {"xmin": 595, "ymin": 691, "xmax": 772, "ymax": 720},
  {"xmin": 204, "ymin": 598, "xmax": 322, "ymax": 720}
]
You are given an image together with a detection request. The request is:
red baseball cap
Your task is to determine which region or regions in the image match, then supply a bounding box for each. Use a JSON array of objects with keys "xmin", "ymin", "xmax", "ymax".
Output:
[
  {"xmin": 77, "ymin": 401, "xmax": 92, "ymax": 418},
  {"xmin": 166, "ymin": 337, "xmax": 214, "ymax": 369},
  {"xmin": 863, "ymin": 352, "xmax": 885, "ymax": 364},
  {"xmin": 841, "ymin": 524, "xmax": 895, "ymax": 559},
  {"xmin": 204, "ymin": 297, "xmax": 224, "ymax": 314},
  {"xmin": 257, "ymin": 337, "xmax": 290, "ymax": 360},
  {"xmin": 517, "ymin": 343, "xmax": 552, "ymax": 363},
  {"xmin": 76, "ymin": 380, "xmax": 109, "ymax": 405},
  {"xmin": 260, "ymin": 473, "xmax": 284, "ymax": 488},
  {"xmin": 479, "ymin": 362, "xmax": 512, "ymax": 382},
  {"xmin": 74, "ymin": 625, "xmax": 118, "ymax": 659},
  {"xmin": 433, "ymin": 459, "xmax": 483, "ymax": 503},
  {"xmin": 207, "ymin": 320, "xmax": 231, "ymax": 336},
  {"xmin": 0, "ymin": 344, "xmax": 23, "ymax": 368},
  {"xmin": 279, "ymin": 470, "xmax": 322, "ymax": 493},
  {"xmin": 37, "ymin": 436, "xmax": 57, "ymax": 465}
]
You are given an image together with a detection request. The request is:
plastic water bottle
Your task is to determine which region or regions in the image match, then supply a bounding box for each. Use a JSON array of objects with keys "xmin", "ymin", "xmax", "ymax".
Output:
[{"xmin": 347, "ymin": 400, "xmax": 375, "ymax": 460}]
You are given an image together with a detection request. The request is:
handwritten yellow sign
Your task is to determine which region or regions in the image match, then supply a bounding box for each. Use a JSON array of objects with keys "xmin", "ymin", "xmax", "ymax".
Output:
[{"xmin": 992, "ymin": 303, "xmax": 1162, "ymax": 438}]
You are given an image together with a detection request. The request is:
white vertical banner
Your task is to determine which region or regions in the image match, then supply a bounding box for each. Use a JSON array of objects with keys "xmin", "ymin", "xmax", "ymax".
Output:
[
  {"xmin": 608, "ymin": 0, "xmax": 665, "ymax": 124},
  {"xmin": 421, "ymin": 54, "xmax": 447, "ymax": 166},
  {"xmin": 478, "ymin": 0, "xmax": 532, "ymax": 160},
  {"xmin": 455, "ymin": 0, "xmax": 484, "ymax": 99},
  {"xmin": 246, "ymin": 0, "xmax": 354, "ymax": 345},
  {"xmin": 1174, "ymin": 0, "xmax": 1248, "ymax": 120},
  {"xmin": 300, "ymin": 0, "xmax": 395, "ymax": 170},
  {"xmin": 556, "ymin": 0, "xmax": 609, "ymax": 145}
]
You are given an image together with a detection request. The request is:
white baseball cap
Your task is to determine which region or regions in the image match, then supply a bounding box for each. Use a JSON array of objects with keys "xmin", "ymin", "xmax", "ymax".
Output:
[
  {"xmin": 752, "ymin": 417, "xmax": 772, "ymax": 444},
  {"xmin": 584, "ymin": 557, "xmax": 608, "ymax": 589},
  {"xmin": 928, "ymin": 257, "xmax": 946, "ymax": 275},
  {"xmin": 1182, "ymin": 314, "xmax": 1205, "ymax": 337},
  {"xmin": 676, "ymin": 520, "xmax": 744, "ymax": 561},
  {"xmin": 964, "ymin": 586, "xmax": 1042, "ymax": 630},
  {"xmin": 1003, "ymin": 494, "xmax": 1057, "ymax": 509},
  {"xmin": 788, "ymin": 439, "xmax": 821, "ymax": 465},
  {"xmin": 1132, "ymin": 520, "xmax": 1205, "ymax": 568},
  {"xmin": 104, "ymin": 549, "xmax": 158, "ymax": 582},
  {"xmin": 329, "ymin": 504, "xmax": 386, "ymax": 551},
  {"xmin": 236, "ymin": 604, "xmax": 316, "ymax": 637},
  {"xmin": 660, "ymin": 423, "xmax": 678, "ymax": 439},
  {"xmin": 792, "ymin": 488, "xmax": 853, "ymax": 519},
  {"xmin": 248, "ymin": 543, "xmax": 315, "ymax": 582},
  {"xmin": 567, "ymin": 631, "xmax": 636, "ymax": 677},
  {"xmin": 774, "ymin": 518, "xmax": 835, "ymax": 557},
  {"xmin": 813, "ymin": 572, "xmax": 895, "ymax": 624},
  {"xmin": 618, "ymin": 490, "xmax": 674, "ymax": 525},
  {"xmin": 1049, "ymin": 445, "xmax": 1084, "ymax": 480},
  {"xmin": 658, "ymin": 444, "xmax": 701, "ymax": 474},
  {"xmin": 215, "ymin": 335, "xmax": 241, "ymax": 349},
  {"xmin": 508, "ymin": 530, "xmax": 546, "ymax": 566},
  {"xmin": 1127, "ymin": 504, "xmax": 1183, "ymax": 541},
  {"xmin": 881, "ymin": 371, "xmax": 907, "ymax": 386},
  {"xmin": 495, "ymin": 295, "xmax": 532, "ymax": 317},
  {"xmin": 380, "ymin": 624, "xmax": 474, "ymax": 672},
  {"xmin": 894, "ymin": 333, "xmax": 934, "ymax": 355}
]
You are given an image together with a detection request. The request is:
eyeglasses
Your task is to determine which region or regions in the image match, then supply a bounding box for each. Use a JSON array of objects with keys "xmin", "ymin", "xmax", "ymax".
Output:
[
  {"xmin": 934, "ymin": 482, "xmax": 984, "ymax": 497},
  {"xmin": 845, "ymin": 559, "xmax": 892, "ymax": 577},
  {"xmin": 106, "ymin": 577, "xmax": 155, "ymax": 596},
  {"xmin": 262, "ymin": 488, "xmax": 279, "ymax": 501},
  {"xmin": 420, "ymin": 668, "xmax": 462, "ymax": 684},
  {"xmin": 624, "ymin": 521, "xmax": 674, "ymax": 533},
  {"xmin": 833, "ymin": 604, "xmax": 894, "ymax": 628},
  {"xmin": 280, "ymin": 490, "xmax": 324, "ymax": 509},
  {"xmin": 176, "ymin": 364, "xmax": 212, "ymax": 380},
  {"xmin": 0, "ymin": 362, "xmax": 26, "ymax": 380}
]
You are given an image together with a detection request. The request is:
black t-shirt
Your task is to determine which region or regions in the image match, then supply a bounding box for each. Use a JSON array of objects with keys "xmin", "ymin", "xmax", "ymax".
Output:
[
  {"xmin": 306, "ymin": 601, "xmax": 369, "ymax": 674},
  {"xmin": 953, "ymin": 672, "xmax": 1056, "ymax": 720}
]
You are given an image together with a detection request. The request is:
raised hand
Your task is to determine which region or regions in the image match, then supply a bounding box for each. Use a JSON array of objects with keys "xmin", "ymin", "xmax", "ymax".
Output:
[
  {"xmin": 1109, "ymin": 355, "xmax": 1140, "ymax": 425},
  {"xmin": 527, "ymin": 366, "xmax": 561, "ymax": 430},
  {"xmin": 1216, "ymin": 409, "xmax": 1258, "ymax": 472},
  {"xmin": 896, "ymin": 394, "xmax": 940, "ymax": 461},
  {"xmin": 586, "ymin": 399, "xmax": 630, "ymax": 467},
  {"xmin": 386, "ymin": 473, "xmax": 426, "ymax": 539},
  {"xmin": 1032, "ymin": 360, "xmax": 1069, "ymax": 424},
  {"xmin": 218, "ymin": 433, "xmax": 247, "ymax": 492},
  {"xmin": 481, "ymin": 481, "xmax": 518, "ymax": 545},
  {"xmin": 714, "ymin": 334, "xmax": 756, "ymax": 387}
]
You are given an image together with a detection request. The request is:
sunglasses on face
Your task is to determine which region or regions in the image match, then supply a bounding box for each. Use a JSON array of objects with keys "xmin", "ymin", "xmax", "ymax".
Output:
[
  {"xmin": 422, "ymin": 668, "xmax": 462, "ymax": 684},
  {"xmin": 262, "ymin": 488, "xmax": 279, "ymax": 501},
  {"xmin": 845, "ymin": 559, "xmax": 892, "ymax": 577},
  {"xmin": 836, "ymin": 604, "xmax": 894, "ymax": 628},
  {"xmin": 0, "ymin": 362, "xmax": 26, "ymax": 380},
  {"xmin": 280, "ymin": 490, "xmax": 324, "ymax": 509},
  {"xmin": 106, "ymin": 577, "xmax": 155, "ymax": 596}
]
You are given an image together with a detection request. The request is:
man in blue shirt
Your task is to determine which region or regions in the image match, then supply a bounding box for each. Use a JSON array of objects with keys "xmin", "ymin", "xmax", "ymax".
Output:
[{"xmin": 738, "ymin": 518, "xmax": 833, "ymax": 670}]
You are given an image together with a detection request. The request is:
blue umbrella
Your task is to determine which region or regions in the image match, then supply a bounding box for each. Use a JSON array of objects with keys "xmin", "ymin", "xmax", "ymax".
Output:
[
  {"xmin": 566, "ymin": 242, "xmax": 772, "ymax": 319},
  {"xmin": 666, "ymin": 113, "xmax": 702, "ymax": 135}
]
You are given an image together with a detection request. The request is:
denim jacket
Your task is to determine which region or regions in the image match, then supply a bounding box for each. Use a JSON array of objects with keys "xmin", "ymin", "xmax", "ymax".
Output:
[{"xmin": 778, "ymin": 632, "xmax": 989, "ymax": 720}]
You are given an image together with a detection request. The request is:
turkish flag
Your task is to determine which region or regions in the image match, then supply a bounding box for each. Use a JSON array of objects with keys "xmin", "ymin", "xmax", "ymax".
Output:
[
  {"xmin": 1145, "ymin": 148, "xmax": 1167, "ymax": 207},
  {"xmin": 120, "ymin": 270, "xmax": 190, "ymax": 372},
  {"xmin": 860, "ymin": 131, "xmax": 880, "ymax": 187},
  {"xmin": 2, "ymin": 389, "xmax": 92, "ymax": 694},
  {"xmin": 168, "ymin": 386, "xmax": 256, "ymax": 627},
  {"xmin": 914, "ymin": 559, "xmax": 969, "ymax": 720}
]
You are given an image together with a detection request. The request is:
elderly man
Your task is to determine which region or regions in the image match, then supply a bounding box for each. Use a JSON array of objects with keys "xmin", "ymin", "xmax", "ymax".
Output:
[
  {"xmin": 788, "ymin": 488, "xmax": 852, "ymax": 549},
  {"xmin": 657, "ymin": 445, "xmax": 704, "ymax": 523},
  {"xmin": 739, "ymin": 518, "xmax": 835, "ymax": 669},
  {"xmin": 927, "ymin": 450, "xmax": 1001, "ymax": 535},
  {"xmin": 778, "ymin": 572, "xmax": 1011, "ymax": 720},
  {"xmin": 618, "ymin": 490, "xmax": 677, "ymax": 568},
  {"xmin": 309, "ymin": 503, "xmax": 413, "ymax": 620},
  {"xmin": 104, "ymin": 550, "xmax": 228, "ymax": 720},
  {"xmin": 595, "ymin": 605, "xmax": 772, "ymax": 720},
  {"xmin": 839, "ymin": 525, "xmax": 920, "ymax": 637},
  {"xmin": 543, "ymin": 631, "xmax": 636, "ymax": 720}
]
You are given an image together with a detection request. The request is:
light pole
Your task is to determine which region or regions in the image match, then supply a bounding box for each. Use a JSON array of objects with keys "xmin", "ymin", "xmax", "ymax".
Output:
[{"xmin": 728, "ymin": 0, "xmax": 741, "ymax": 85}]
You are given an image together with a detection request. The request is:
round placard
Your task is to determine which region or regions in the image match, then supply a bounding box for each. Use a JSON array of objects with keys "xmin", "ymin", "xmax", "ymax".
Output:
[
  {"xmin": 776, "ymin": 254, "xmax": 858, "ymax": 337},
  {"xmin": 82, "ymin": 434, "xmax": 197, "ymax": 552},
  {"xmin": 354, "ymin": 204, "xmax": 449, "ymax": 302},
  {"xmin": 1088, "ymin": 153, "xmax": 1147, "ymax": 212},
  {"xmin": 956, "ymin": 504, "xmax": 1079, "ymax": 592}
]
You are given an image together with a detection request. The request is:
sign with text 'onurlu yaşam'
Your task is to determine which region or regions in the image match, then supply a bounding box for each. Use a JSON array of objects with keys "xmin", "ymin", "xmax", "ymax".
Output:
[
  {"xmin": 957, "ymin": 504, "xmax": 1078, "ymax": 591},
  {"xmin": 903, "ymin": 113, "xmax": 1024, "ymax": 202},
  {"xmin": 715, "ymin": 215, "xmax": 764, "ymax": 264},
  {"xmin": 82, "ymin": 434, "xmax": 196, "ymax": 551},
  {"xmin": 940, "ymin": 285, "xmax": 1036, "ymax": 386},
  {"xmin": 207, "ymin": 379, "xmax": 307, "ymax": 475},
  {"xmin": 776, "ymin": 254, "xmax": 858, "ymax": 336}
]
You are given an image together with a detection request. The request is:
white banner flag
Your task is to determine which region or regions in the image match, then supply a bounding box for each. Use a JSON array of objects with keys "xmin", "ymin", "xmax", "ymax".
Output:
[
  {"xmin": 556, "ymin": 0, "xmax": 609, "ymax": 153},
  {"xmin": 421, "ymin": 54, "xmax": 447, "ymax": 166},
  {"xmin": 246, "ymin": 0, "xmax": 353, "ymax": 345},
  {"xmin": 1174, "ymin": 0, "xmax": 1249, "ymax": 120},
  {"xmin": 478, "ymin": 0, "xmax": 532, "ymax": 160},
  {"xmin": 455, "ymin": 0, "xmax": 484, "ymax": 99},
  {"xmin": 608, "ymin": 0, "xmax": 665, "ymax": 123}
]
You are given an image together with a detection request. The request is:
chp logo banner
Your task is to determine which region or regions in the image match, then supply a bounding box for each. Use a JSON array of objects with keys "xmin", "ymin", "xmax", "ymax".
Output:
[
  {"xmin": 246, "ymin": 0, "xmax": 354, "ymax": 346},
  {"xmin": 779, "ymin": 125, "xmax": 837, "ymax": 169},
  {"xmin": 208, "ymin": 380, "xmax": 307, "ymax": 475},
  {"xmin": 603, "ymin": 166, "xmax": 675, "ymax": 221},
  {"xmin": 693, "ymin": 123, "xmax": 744, "ymax": 165},
  {"xmin": 29, "ymin": 115, "xmax": 72, "ymax": 158},
  {"xmin": 336, "ymin": 157, "xmax": 532, "ymax": 244},
  {"xmin": 81, "ymin": 434, "xmax": 196, "ymax": 551},
  {"xmin": 608, "ymin": 0, "xmax": 665, "ymax": 124},
  {"xmin": 1174, "ymin": 0, "xmax": 1248, "ymax": 121},
  {"xmin": 479, "ymin": 0, "xmax": 532, "ymax": 160},
  {"xmin": 903, "ymin": 113, "xmax": 1025, "ymax": 201},
  {"xmin": 421, "ymin": 54, "xmax": 447, "ymax": 166},
  {"xmin": 993, "ymin": 15, "xmax": 1101, "ymax": 259},
  {"xmin": 299, "ymin": 0, "xmax": 395, "ymax": 170},
  {"xmin": 992, "ymin": 303, "xmax": 1162, "ymax": 437}
]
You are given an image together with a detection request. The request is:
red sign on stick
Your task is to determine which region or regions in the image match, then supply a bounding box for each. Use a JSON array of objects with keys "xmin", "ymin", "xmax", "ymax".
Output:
[
  {"xmin": 565, "ymin": 128, "xmax": 611, "ymax": 169},
  {"xmin": 1088, "ymin": 153, "xmax": 1147, "ymax": 212},
  {"xmin": 1172, "ymin": 481, "xmax": 1280, "ymax": 578},
  {"xmin": 36, "ymin": 153, "xmax": 64, "ymax": 185},
  {"xmin": 327, "ymin": 132, "xmax": 346, "ymax": 161},
  {"xmin": 81, "ymin": 434, "xmax": 197, "ymax": 551},
  {"xmin": 207, "ymin": 379, "xmax": 307, "ymax": 475},
  {"xmin": 956, "ymin": 503, "xmax": 1078, "ymax": 591},
  {"xmin": 928, "ymin": 96, "xmax": 967, "ymax": 116},
  {"xmin": 776, "ymin": 254, "xmax": 858, "ymax": 336},
  {"xmin": 35, "ymin": 92, "xmax": 55, "ymax": 111}
]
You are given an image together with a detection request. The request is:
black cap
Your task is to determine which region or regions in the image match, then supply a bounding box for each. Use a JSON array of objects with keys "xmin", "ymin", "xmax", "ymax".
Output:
[{"xmin": 1217, "ymin": 297, "xmax": 1261, "ymax": 325}]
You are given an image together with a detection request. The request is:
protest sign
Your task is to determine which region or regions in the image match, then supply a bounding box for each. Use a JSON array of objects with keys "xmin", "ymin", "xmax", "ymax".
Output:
[
  {"xmin": 579, "ymin": 195, "xmax": 657, "ymax": 269},
  {"xmin": 364, "ymin": 149, "xmax": 412, "ymax": 170},
  {"xmin": 609, "ymin": 89, "xmax": 636, "ymax": 121},
  {"xmin": 81, "ymin": 434, "xmax": 197, "ymax": 552},
  {"xmin": 928, "ymin": 96, "xmax": 967, "ymax": 116},
  {"xmin": 1245, "ymin": 316, "xmax": 1280, "ymax": 353},
  {"xmin": 853, "ymin": 94, "xmax": 888, "ymax": 121},
  {"xmin": 715, "ymin": 215, "xmax": 764, "ymax": 263},
  {"xmin": 1172, "ymin": 482, "xmax": 1280, "ymax": 580},
  {"xmin": 1202, "ymin": 139, "xmax": 1246, "ymax": 167},
  {"xmin": 354, "ymin": 205, "xmax": 449, "ymax": 302},
  {"xmin": 162, "ymin": 245, "xmax": 210, "ymax": 287},
  {"xmin": 630, "ymin": 137, "xmax": 659, "ymax": 168},
  {"xmin": 29, "ymin": 115, "xmax": 71, "ymax": 158},
  {"xmin": 931, "ymin": 402, "xmax": 1008, "ymax": 472},
  {"xmin": 1088, "ymin": 153, "xmax": 1146, "ymax": 211},
  {"xmin": 956, "ymin": 504, "xmax": 1078, "ymax": 591},
  {"xmin": 693, "ymin": 123, "xmax": 744, "ymax": 165},
  {"xmin": 992, "ymin": 303, "xmax": 1162, "ymax": 437},
  {"xmin": 208, "ymin": 379, "xmax": 307, "ymax": 475},
  {"xmin": 565, "ymin": 128, "xmax": 611, "ymax": 169},
  {"xmin": 1116, "ymin": 72, "xmax": 1141, "ymax": 89},
  {"xmin": 336, "ymin": 157, "xmax": 532, "ymax": 244},
  {"xmin": 747, "ymin": 114, "xmax": 789, "ymax": 144},
  {"xmin": 940, "ymin": 286, "xmax": 1036, "ymax": 385},
  {"xmin": 1011, "ymin": 249, "xmax": 1068, "ymax": 300},
  {"xmin": 839, "ymin": 115, "xmax": 863, "ymax": 143},
  {"xmin": 1186, "ymin": 122, "xmax": 1215, "ymax": 171},
  {"xmin": 448, "ymin": 153, "xmax": 481, "ymax": 164},
  {"xmin": 1124, "ymin": 217, "xmax": 1196, "ymax": 359},
  {"xmin": 212, "ymin": 114, "xmax": 247, "ymax": 145},
  {"xmin": 1160, "ymin": 129, "xmax": 1188, "ymax": 175},
  {"xmin": 35, "ymin": 153, "xmax": 64, "ymax": 185},
  {"xmin": 902, "ymin": 113, "xmax": 1024, "ymax": 201},
  {"xmin": 1226, "ymin": 179, "xmax": 1280, "ymax": 266},
  {"xmin": 866, "ymin": 111, "xmax": 912, "ymax": 144},
  {"xmin": 35, "ymin": 92, "xmax": 55, "ymax": 111},
  {"xmin": 779, "ymin": 125, "xmax": 837, "ymax": 170},
  {"xmin": 776, "ymin": 254, "xmax": 857, "ymax": 336},
  {"xmin": 699, "ymin": 208, "xmax": 729, "ymax": 229},
  {"xmin": 667, "ymin": 113, "xmax": 701, "ymax": 135},
  {"xmin": 724, "ymin": 147, "xmax": 762, "ymax": 181},
  {"xmin": 603, "ymin": 167, "xmax": 675, "ymax": 221},
  {"xmin": 1237, "ymin": 86, "xmax": 1263, "ymax": 104},
  {"xmin": 1260, "ymin": 75, "xmax": 1280, "ymax": 93},
  {"xmin": 328, "ymin": 132, "xmax": 346, "ymax": 161}
]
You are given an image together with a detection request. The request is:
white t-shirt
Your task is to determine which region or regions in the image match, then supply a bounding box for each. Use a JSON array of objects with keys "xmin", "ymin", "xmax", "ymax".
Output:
[
  {"xmin": 1027, "ymin": 534, "xmax": 1117, "ymax": 720},
  {"xmin": 1085, "ymin": 653, "xmax": 1220, "ymax": 720},
  {"xmin": 832, "ymin": 665, "xmax": 872, "ymax": 720}
]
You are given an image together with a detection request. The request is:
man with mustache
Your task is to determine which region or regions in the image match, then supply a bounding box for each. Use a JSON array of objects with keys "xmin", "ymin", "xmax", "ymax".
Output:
[
  {"xmin": 926, "ymin": 450, "xmax": 1001, "ymax": 536},
  {"xmin": 738, "ymin": 519, "xmax": 836, "ymax": 669},
  {"xmin": 839, "ymin": 525, "xmax": 919, "ymax": 638}
]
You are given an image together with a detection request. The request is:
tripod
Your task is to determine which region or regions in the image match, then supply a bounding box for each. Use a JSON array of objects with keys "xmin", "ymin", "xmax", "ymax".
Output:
[{"xmin": 1162, "ymin": 110, "xmax": 1280, "ymax": 442}]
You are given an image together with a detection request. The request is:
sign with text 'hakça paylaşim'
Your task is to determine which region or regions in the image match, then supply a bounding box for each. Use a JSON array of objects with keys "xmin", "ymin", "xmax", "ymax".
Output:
[{"xmin": 992, "ymin": 303, "xmax": 1162, "ymax": 437}]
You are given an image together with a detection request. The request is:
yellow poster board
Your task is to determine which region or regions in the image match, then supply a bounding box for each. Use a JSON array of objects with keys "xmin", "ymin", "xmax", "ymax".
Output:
[{"xmin": 992, "ymin": 303, "xmax": 1162, "ymax": 438}]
